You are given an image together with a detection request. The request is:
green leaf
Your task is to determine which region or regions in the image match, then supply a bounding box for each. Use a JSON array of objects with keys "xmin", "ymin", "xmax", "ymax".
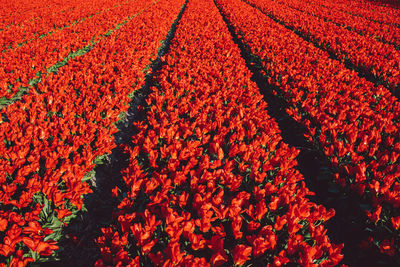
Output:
[
  {"xmin": 93, "ymin": 154, "xmax": 106, "ymax": 165},
  {"xmin": 0, "ymin": 96, "xmax": 11, "ymax": 106},
  {"xmin": 82, "ymin": 170, "xmax": 95, "ymax": 182}
]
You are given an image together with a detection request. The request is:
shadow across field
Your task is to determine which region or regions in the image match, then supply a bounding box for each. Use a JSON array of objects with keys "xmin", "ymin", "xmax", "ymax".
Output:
[
  {"xmin": 214, "ymin": 0, "xmax": 397, "ymax": 266},
  {"xmin": 55, "ymin": 1, "xmax": 188, "ymax": 265}
]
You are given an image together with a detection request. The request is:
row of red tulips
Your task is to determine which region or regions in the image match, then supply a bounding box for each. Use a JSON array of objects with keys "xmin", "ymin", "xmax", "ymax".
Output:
[
  {"xmin": 95, "ymin": 0, "xmax": 343, "ymax": 265},
  {"xmin": 245, "ymin": 0, "xmax": 400, "ymax": 93},
  {"xmin": 301, "ymin": 0, "xmax": 400, "ymax": 28},
  {"xmin": 277, "ymin": 0, "xmax": 400, "ymax": 49},
  {"xmin": 0, "ymin": 0, "xmax": 151, "ymax": 103},
  {"xmin": 217, "ymin": 0, "xmax": 400, "ymax": 259},
  {"xmin": 0, "ymin": 0, "xmax": 129, "ymax": 50},
  {"xmin": 0, "ymin": 0, "xmax": 184, "ymax": 265},
  {"xmin": 0, "ymin": 0, "xmax": 81, "ymax": 29}
]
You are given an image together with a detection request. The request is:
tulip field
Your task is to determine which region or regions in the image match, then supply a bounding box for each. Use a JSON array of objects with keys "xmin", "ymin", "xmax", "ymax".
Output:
[{"xmin": 1, "ymin": 0, "xmax": 400, "ymax": 265}]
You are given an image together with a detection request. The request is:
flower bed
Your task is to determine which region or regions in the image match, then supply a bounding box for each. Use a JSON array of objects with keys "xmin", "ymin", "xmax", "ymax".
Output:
[
  {"xmin": 246, "ymin": 0, "xmax": 400, "ymax": 93},
  {"xmin": 95, "ymin": 0, "xmax": 343, "ymax": 265},
  {"xmin": 0, "ymin": 0, "xmax": 184, "ymax": 264},
  {"xmin": 0, "ymin": 0, "xmax": 151, "ymax": 103},
  {"xmin": 217, "ymin": 0, "xmax": 400, "ymax": 259}
]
